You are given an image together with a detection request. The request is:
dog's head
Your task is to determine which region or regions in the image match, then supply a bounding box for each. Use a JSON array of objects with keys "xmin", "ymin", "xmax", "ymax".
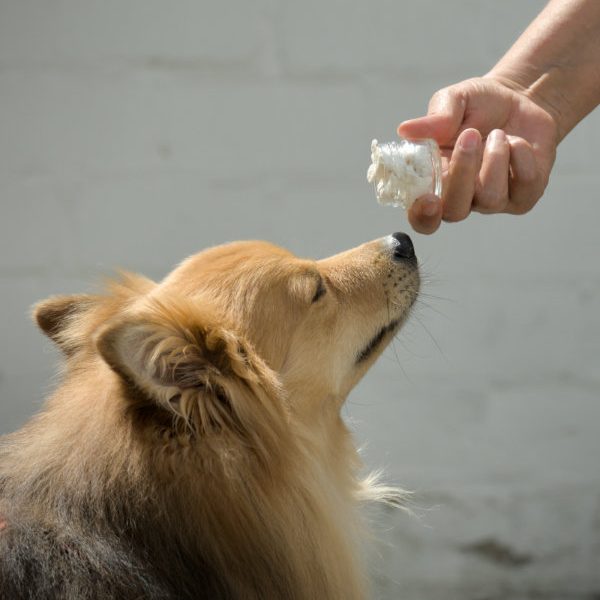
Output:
[
  {"xmin": 28, "ymin": 232, "xmax": 418, "ymax": 600},
  {"xmin": 34, "ymin": 233, "xmax": 418, "ymax": 443}
]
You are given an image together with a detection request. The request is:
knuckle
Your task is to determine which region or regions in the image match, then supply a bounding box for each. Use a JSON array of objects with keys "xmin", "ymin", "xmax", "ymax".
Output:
[
  {"xmin": 429, "ymin": 85, "xmax": 461, "ymax": 113},
  {"xmin": 430, "ymin": 86, "xmax": 450, "ymax": 103},
  {"xmin": 428, "ymin": 90, "xmax": 446, "ymax": 113}
]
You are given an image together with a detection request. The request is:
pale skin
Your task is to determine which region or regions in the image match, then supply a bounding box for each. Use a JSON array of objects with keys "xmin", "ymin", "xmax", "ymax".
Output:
[{"xmin": 398, "ymin": 0, "xmax": 600, "ymax": 234}]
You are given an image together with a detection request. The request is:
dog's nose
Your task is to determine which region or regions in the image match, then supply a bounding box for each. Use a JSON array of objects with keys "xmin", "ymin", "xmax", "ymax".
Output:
[{"xmin": 391, "ymin": 231, "xmax": 415, "ymax": 261}]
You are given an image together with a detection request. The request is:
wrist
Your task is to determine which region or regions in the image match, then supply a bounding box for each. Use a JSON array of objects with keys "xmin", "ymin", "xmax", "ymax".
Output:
[
  {"xmin": 483, "ymin": 0, "xmax": 600, "ymax": 143},
  {"xmin": 484, "ymin": 68, "xmax": 565, "ymax": 142}
]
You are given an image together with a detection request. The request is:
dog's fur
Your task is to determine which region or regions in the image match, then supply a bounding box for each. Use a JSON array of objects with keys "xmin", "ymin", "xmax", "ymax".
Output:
[{"xmin": 0, "ymin": 236, "xmax": 419, "ymax": 599}]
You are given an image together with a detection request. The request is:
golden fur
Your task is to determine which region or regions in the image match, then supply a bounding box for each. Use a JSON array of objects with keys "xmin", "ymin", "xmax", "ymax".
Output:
[{"xmin": 0, "ymin": 236, "xmax": 419, "ymax": 599}]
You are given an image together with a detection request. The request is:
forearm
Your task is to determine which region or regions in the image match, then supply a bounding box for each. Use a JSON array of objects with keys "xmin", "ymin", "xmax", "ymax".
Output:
[{"xmin": 487, "ymin": 0, "xmax": 600, "ymax": 141}]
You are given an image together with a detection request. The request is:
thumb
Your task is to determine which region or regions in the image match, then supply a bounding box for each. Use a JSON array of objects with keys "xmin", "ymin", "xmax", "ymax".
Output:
[{"xmin": 398, "ymin": 87, "xmax": 466, "ymax": 145}]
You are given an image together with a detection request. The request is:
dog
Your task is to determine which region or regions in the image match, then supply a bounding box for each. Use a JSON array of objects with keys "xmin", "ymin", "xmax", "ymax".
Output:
[{"xmin": 0, "ymin": 232, "xmax": 419, "ymax": 599}]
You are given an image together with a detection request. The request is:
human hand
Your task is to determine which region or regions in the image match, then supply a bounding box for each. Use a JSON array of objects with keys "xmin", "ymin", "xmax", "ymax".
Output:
[{"xmin": 397, "ymin": 76, "xmax": 559, "ymax": 234}]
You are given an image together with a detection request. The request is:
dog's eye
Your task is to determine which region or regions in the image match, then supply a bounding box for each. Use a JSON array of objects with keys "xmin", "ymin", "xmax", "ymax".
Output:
[{"xmin": 311, "ymin": 278, "xmax": 327, "ymax": 303}]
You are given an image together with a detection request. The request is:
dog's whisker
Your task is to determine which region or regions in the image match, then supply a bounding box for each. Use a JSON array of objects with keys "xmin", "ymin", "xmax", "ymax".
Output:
[
  {"xmin": 409, "ymin": 311, "xmax": 447, "ymax": 360},
  {"xmin": 385, "ymin": 295, "xmax": 406, "ymax": 373},
  {"xmin": 413, "ymin": 299, "xmax": 451, "ymax": 320},
  {"xmin": 415, "ymin": 291, "xmax": 454, "ymax": 303}
]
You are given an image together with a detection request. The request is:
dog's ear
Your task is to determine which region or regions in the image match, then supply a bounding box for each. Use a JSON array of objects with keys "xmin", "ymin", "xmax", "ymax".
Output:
[
  {"xmin": 33, "ymin": 295, "xmax": 98, "ymax": 355},
  {"xmin": 34, "ymin": 273, "xmax": 156, "ymax": 357},
  {"xmin": 95, "ymin": 295, "xmax": 284, "ymax": 444}
]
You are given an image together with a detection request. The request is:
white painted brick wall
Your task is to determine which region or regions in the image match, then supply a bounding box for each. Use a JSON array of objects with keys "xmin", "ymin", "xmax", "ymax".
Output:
[{"xmin": 1, "ymin": 1, "xmax": 599, "ymax": 598}]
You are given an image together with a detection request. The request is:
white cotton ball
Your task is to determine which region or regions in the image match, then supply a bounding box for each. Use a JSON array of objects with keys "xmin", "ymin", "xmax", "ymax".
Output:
[{"xmin": 367, "ymin": 138, "xmax": 441, "ymax": 210}]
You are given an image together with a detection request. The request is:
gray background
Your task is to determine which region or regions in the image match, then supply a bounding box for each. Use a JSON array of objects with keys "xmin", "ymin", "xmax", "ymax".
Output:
[{"xmin": 1, "ymin": 1, "xmax": 599, "ymax": 598}]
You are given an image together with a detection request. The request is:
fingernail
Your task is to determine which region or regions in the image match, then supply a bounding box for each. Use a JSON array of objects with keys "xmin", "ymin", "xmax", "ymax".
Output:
[
  {"xmin": 460, "ymin": 129, "xmax": 479, "ymax": 151},
  {"xmin": 488, "ymin": 129, "xmax": 506, "ymax": 148},
  {"xmin": 421, "ymin": 196, "xmax": 439, "ymax": 217}
]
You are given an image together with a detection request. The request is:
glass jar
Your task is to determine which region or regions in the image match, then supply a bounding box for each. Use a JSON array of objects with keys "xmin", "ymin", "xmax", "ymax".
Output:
[{"xmin": 367, "ymin": 137, "xmax": 442, "ymax": 209}]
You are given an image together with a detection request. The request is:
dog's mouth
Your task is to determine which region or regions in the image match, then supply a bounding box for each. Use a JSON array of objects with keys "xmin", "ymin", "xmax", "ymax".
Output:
[{"xmin": 355, "ymin": 318, "xmax": 401, "ymax": 364}]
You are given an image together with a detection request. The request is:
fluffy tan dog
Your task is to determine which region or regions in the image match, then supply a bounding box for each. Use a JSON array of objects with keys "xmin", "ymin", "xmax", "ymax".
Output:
[{"xmin": 0, "ymin": 232, "xmax": 419, "ymax": 599}]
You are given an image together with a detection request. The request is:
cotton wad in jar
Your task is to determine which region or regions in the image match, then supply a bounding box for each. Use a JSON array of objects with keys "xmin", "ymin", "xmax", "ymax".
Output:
[{"xmin": 367, "ymin": 138, "xmax": 442, "ymax": 209}]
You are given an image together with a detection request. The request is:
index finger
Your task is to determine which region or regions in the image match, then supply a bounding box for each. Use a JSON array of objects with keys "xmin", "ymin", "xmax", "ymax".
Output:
[{"xmin": 398, "ymin": 114, "xmax": 458, "ymax": 143}]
